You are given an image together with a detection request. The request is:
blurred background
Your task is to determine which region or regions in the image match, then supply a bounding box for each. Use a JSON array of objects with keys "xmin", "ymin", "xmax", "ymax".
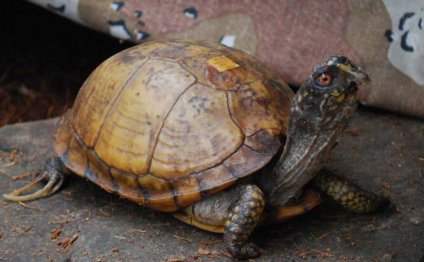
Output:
[
  {"xmin": 0, "ymin": 0, "xmax": 132, "ymax": 127},
  {"xmin": 1, "ymin": 0, "xmax": 424, "ymax": 128}
]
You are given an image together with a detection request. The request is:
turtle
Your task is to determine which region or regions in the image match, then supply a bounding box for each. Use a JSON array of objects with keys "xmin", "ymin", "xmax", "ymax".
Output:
[{"xmin": 4, "ymin": 40, "xmax": 382, "ymax": 259}]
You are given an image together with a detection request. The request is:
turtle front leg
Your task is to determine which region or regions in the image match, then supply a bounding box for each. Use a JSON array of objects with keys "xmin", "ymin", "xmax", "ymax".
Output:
[
  {"xmin": 173, "ymin": 183, "xmax": 266, "ymax": 259},
  {"xmin": 312, "ymin": 168, "xmax": 383, "ymax": 214},
  {"xmin": 3, "ymin": 157, "xmax": 66, "ymax": 202},
  {"xmin": 224, "ymin": 184, "xmax": 265, "ymax": 259}
]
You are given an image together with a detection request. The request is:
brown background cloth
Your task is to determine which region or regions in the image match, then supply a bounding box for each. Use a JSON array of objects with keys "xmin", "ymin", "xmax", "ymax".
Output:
[{"xmin": 29, "ymin": 0, "xmax": 424, "ymax": 118}]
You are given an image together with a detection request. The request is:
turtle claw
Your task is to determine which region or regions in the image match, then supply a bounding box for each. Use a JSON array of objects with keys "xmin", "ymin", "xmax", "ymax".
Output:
[
  {"xmin": 3, "ymin": 158, "xmax": 65, "ymax": 202},
  {"xmin": 3, "ymin": 171, "xmax": 64, "ymax": 202}
]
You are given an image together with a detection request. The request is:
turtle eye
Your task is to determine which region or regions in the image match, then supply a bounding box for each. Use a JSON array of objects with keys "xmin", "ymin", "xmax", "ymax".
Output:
[{"xmin": 315, "ymin": 72, "xmax": 333, "ymax": 86}]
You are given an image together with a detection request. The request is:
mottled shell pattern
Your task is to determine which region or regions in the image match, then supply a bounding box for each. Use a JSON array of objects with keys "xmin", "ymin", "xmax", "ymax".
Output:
[{"xmin": 53, "ymin": 40, "xmax": 294, "ymax": 212}]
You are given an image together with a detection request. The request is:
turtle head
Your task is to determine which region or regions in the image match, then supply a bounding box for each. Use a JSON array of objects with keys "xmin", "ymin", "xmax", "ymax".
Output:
[
  {"xmin": 263, "ymin": 56, "xmax": 369, "ymax": 207},
  {"xmin": 293, "ymin": 55, "xmax": 369, "ymax": 128}
]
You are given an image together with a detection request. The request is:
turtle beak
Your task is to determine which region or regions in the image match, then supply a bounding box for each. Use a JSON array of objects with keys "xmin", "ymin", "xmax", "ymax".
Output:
[{"xmin": 336, "ymin": 63, "xmax": 370, "ymax": 85}]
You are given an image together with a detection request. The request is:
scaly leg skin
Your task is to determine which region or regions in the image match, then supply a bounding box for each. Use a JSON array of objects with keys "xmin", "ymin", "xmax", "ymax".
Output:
[
  {"xmin": 3, "ymin": 157, "xmax": 66, "ymax": 202},
  {"xmin": 312, "ymin": 168, "xmax": 382, "ymax": 214},
  {"xmin": 224, "ymin": 184, "xmax": 265, "ymax": 259}
]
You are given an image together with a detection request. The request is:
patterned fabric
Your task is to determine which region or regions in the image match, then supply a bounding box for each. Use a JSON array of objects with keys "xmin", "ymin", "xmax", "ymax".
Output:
[{"xmin": 27, "ymin": 0, "xmax": 424, "ymax": 118}]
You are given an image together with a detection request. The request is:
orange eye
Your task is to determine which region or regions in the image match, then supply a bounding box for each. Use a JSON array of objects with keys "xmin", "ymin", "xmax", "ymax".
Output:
[{"xmin": 316, "ymin": 72, "xmax": 332, "ymax": 86}]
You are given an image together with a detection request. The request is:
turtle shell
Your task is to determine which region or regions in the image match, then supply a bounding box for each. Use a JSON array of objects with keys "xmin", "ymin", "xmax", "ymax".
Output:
[{"xmin": 53, "ymin": 40, "xmax": 294, "ymax": 212}]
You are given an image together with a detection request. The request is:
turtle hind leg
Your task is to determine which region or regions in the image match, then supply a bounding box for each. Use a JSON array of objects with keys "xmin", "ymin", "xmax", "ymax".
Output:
[
  {"xmin": 3, "ymin": 157, "xmax": 66, "ymax": 202},
  {"xmin": 224, "ymin": 184, "xmax": 265, "ymax": 259},
  {"xmin": 312, "ymin": 168, "xmax": 384, "ymax": 214}
]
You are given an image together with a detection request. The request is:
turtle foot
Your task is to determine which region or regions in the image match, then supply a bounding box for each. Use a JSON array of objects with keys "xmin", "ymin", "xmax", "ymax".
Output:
[
  {"xmin": 228, "ymin": 242, "xmax": 261, "ymax": 260},
  {"xmin": 224, "ymin": 184, "xmax": 265, "ymax": 259},
  {"xmin": 3, "ymin": 158, "xmax": 65, "ymax": 202}
]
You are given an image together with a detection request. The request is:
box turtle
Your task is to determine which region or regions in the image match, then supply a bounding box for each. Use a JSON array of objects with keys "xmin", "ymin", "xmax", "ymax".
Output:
[{"xmin": 4, "ymin": 40, "xmax": 382, "ymax": 259}]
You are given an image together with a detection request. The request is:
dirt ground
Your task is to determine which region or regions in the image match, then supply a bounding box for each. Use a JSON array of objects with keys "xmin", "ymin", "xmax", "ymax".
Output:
[{"xmin": 0, "ymin": 1, "xmax": 423, "ymax": 261}]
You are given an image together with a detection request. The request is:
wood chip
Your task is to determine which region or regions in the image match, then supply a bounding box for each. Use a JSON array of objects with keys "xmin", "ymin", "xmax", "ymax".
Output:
[
  {"xmin": 18, "ymin": 201, "xmax": 44, "ymax": 211},
  {"xmin": 130, "ymin": 228, "xmax": 146, "ymax": 233},
  {"xmin": 12, "ymin": 172, "xmax": 31, "ymax": 180},
  {"xmin": 316, "ymin": 231, "xmax": 332, "ymax": 240},
  {"xmin": 50, "ymin": 228, "xmax": 62, "ymax": 240},
  {"xmin": 171, "ymin": 234, "xmax": 192, "ymax": 242},
  {"xmin": 199, "ymin": 239, "xmax": 222, "ymax": 245},
  {"xmin": 198, "ymin": 248, "xmax": 210, "ymax": 255},
  {"xmin": 57, "ymin": 234, "xmax": 78, "ymax": 254},
  {"xmin": 23, "ymin": 226, "xmax": 32, "ymax": 232},
  {"xmin": 312, "ymin": 248, "xmax": 333, "ymax": 258}
]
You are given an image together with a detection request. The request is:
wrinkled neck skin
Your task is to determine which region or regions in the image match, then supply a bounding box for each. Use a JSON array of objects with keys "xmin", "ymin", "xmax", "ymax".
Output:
[{"xmin": 258, "ymin": 84, "xmax": 358, "ymax": 208}]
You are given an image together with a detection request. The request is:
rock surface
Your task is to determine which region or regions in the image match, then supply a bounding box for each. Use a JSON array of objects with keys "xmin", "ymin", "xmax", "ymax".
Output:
[{"xmin": 0, "ymin": 108, "xmax": 423, "ymax": 261}]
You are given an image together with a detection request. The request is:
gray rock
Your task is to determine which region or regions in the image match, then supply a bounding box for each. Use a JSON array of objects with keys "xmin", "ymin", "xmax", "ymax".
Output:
[{"xmin": 0, "ymin": 108, "xmax": 423, "ymax": 261}]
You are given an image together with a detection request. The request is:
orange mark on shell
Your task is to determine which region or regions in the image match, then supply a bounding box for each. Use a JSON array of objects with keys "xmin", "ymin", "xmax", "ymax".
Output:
[{"xmin": 207, "ymin": 56, "xmax": 239, "ymax": 72}]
